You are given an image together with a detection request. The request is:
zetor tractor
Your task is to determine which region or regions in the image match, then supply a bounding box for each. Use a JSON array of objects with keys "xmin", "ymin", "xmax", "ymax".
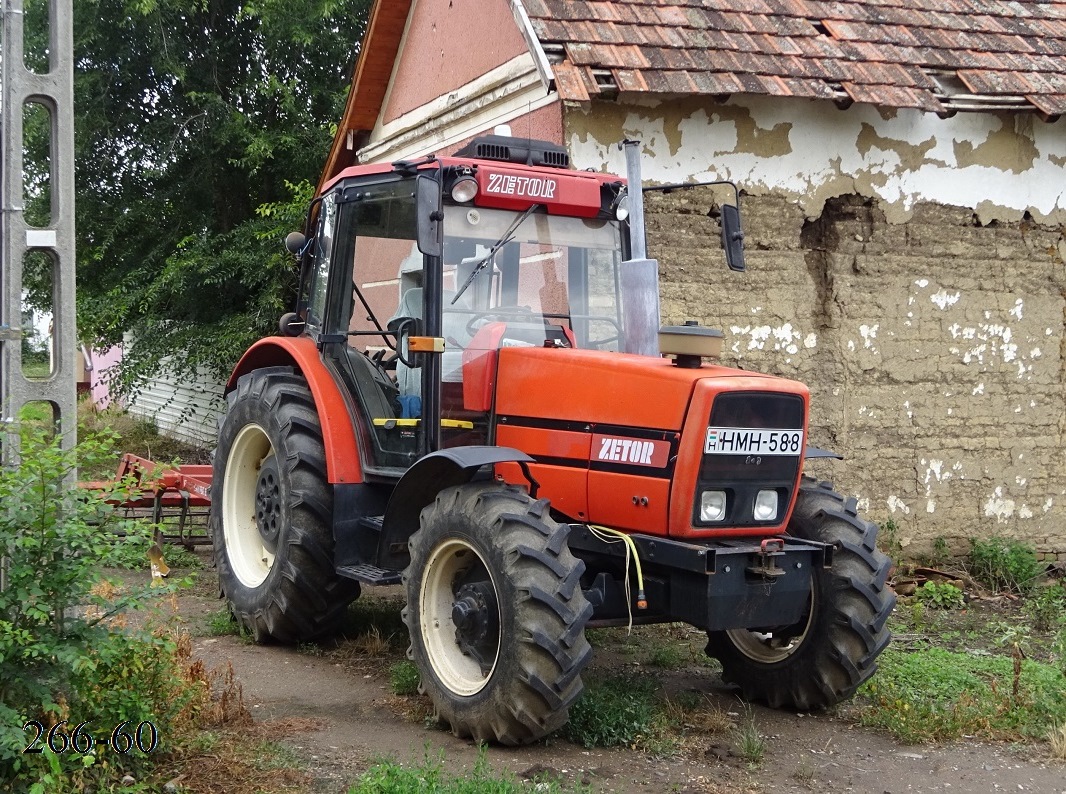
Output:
[{"xmin": 211, "ymin": 133, "xmax": 895, "ymax": 744}]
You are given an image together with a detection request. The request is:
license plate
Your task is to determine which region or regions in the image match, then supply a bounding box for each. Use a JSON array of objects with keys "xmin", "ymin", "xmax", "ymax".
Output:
[{"xmin": 704, "ymin": 427, "xmax": 803, "ymax": 456}]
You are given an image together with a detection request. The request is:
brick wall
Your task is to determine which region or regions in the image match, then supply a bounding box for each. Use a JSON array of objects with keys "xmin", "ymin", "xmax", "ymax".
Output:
[{"xmin": 646, "ymin": 190, "xmax": 1066, "ymax": 562}]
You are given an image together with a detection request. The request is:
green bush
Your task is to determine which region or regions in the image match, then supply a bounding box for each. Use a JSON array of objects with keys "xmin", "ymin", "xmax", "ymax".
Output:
[
  {"xmin": 0, "ymin": 428, "xmax": 200, "ymax": 789},
  {"xmin": 968, "ymin": 538, "xmax": 1042, "ymax": 595}
]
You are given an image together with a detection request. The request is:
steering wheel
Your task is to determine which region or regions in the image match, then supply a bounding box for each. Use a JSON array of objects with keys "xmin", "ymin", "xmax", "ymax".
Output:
[{"xmin": 464, "ymin": 307, "xmax": 536, "ymax": 336}]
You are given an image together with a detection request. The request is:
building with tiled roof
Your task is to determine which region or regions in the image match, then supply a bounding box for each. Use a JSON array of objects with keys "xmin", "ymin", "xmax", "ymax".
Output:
[{"xmin": 323, "ymin": 0, "xmax": 1066, "ymax": 561}]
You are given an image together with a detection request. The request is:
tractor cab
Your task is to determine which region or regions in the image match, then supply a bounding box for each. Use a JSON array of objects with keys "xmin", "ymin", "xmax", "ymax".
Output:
[{"xmin": 286, "ymin": 135, "xmax": 660, "ymax": 475}]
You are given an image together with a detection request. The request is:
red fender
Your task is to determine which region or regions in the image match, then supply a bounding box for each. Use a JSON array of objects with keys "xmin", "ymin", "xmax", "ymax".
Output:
[{"xmin": 226, "ymin": 337, "xmax": 363, "ymax": 484}]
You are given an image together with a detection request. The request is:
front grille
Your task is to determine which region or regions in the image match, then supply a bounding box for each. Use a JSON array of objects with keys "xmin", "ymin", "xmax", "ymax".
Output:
[{"xmin": 693, "ymin": 392, "xmax": 805, "ymax": 528}]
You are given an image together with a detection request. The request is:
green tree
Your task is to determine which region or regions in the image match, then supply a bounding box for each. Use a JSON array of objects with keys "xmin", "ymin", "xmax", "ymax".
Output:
[{"xmin": 22, "ymin": 0, "xmax": 369, "ymax": 393}]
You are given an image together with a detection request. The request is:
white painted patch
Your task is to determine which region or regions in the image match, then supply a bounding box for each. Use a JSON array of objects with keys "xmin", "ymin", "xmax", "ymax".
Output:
[
  {"xmin": 803, "ymin": 333, "xmax": 818, "ymax": 349},
  {"xmin": 1009, "ymin": 299, "xmax": 1024, "ymax": 320},
  {"xmin": 983, "ymin": 487, "xmax": 1015, "ymax": 522},
  {"xmin": 1019, "ymin": 505, "xmax": 1033, "ymax": 519},
  {"xmin": 914, "ymin": 279, "xmax": 929, "ymax": 289},
  {"xmin": 930, "ymin": 289, "xmax": 961, "ymax": 310},
  {"xmin": 972, "ymin": 382, "xmax": 985, "ymax": 395},
  {"xmin": 926, "ymin": 499, "xmax": 936, "ymax": 513},
  {"xmin": 859, "ymin": 323, "xmax": 879, "ymax": 350},
  {"xmin": 1043, "ymin": 498, "xmax": 1053, "ymax": 513},
  {"xmin": 887, "ymin": 494, "xmax": 910, "ymax": 515},
  {"xmin": 925, "ymin": 459, "xmax": 944, "ymax": 483}
]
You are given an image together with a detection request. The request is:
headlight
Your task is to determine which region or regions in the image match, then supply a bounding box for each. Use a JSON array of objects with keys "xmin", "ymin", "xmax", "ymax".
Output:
[
  {"xmin": 450, "ymin": 175, "xmax": 479, "ymax": 203},
  {"xmin": 700, "ymin": 490, "xmax": 727, "ymax": 522},
  {"xmin": 753, "ymin": 490, "xmax": 779, "ymax": 521}
]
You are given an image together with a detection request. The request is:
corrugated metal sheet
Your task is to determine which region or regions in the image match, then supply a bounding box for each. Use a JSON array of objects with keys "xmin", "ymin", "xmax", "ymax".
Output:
[{"xmin": 128, "ymin": 365, "xmax": 225, "ymax": 447}]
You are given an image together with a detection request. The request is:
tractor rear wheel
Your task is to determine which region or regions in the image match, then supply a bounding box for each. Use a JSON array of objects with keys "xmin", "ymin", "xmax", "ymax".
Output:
[
  {"xmin": 211, "ymin": 367, "xmax": 359, "ymax": 643},
  {"xmin": 403, "ymin": 483, "xmax": 593, "ymax": 745},
  {"xmin": 705, "ymin": 477, "xmax": 895, "ymax": 709}
]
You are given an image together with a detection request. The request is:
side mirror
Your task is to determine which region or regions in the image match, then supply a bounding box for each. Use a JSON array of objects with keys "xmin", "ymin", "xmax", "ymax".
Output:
[
  {"xmin": 416, "ymin": 174, "xmax": 443, "ymax": 258},
  {"xmin": 721, "ymin": 204, "xmax": 745, "ymax": 272},
  {"xmin": 284, "ymin": 231, "xmax": 306, "ymax": 255},
  {"xmin": 387, "ymin": 316, "xmax": 422, "ymax": 368}
]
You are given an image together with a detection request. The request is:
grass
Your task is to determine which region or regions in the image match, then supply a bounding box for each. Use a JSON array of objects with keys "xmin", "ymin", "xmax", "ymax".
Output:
[
  {"xmin": 1048, "ymin": 722, "xmax": 1066, "ymax": 762},
  {"xmin": 856, "ymin": 644, "xmax": 1066, "ymax": 743},
  {"xmin": 349, "ymin": 749, "xmax": 586, "ymax": 793},
  {"xmin": 207, "ymin": 605, "xmax": 252, "ymax": 641}
]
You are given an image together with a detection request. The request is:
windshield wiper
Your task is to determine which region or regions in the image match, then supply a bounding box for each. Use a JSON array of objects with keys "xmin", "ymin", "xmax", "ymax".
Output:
[{"xmin": 451, "ymin": 203, "xmax": 540, "ymax": 304}]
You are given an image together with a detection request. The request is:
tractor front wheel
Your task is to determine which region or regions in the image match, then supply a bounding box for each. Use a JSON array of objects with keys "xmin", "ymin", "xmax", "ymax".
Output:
[
  {"xmin": 403, "ymin": 483, "xmax": 593, "ymax": 744},
  {"xmin": 705, "ymin": 477, "xmax": 895, "ymax": 709},
  {"xmin": 211, "ymin": 367, "xmax": 359, "ymax": 643}
]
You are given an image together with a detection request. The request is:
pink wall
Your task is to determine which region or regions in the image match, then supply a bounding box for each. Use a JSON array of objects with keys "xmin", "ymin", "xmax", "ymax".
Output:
[
  {"xmin": 383, "ymin": 0, "xmax": 528, "ymax": 124},
  {"xmin": 88, "ymin": 344, "xmax": 123, "ymax": 410}
]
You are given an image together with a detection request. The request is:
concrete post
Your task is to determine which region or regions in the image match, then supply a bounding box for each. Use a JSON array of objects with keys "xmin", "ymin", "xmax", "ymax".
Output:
[{"xmin": 1, "ymin": 0, "xmax": 78, "ymax": 463}]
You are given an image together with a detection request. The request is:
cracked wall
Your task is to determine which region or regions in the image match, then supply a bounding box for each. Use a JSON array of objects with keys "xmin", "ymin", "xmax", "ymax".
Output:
[{"xmin": 569, "ymin": 98, "xmax": 1066, "ymax": 560}]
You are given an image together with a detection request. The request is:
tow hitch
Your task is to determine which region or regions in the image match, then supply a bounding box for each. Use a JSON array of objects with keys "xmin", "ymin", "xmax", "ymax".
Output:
[{"xmin": 746, "ymin": 538, "xmax": 787, "ymax": 579}]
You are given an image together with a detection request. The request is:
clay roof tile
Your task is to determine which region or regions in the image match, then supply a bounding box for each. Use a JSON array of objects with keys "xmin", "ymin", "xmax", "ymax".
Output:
[{"xmin": 520, "ymin": 0, "xmax": 1066, "ymax": 113}]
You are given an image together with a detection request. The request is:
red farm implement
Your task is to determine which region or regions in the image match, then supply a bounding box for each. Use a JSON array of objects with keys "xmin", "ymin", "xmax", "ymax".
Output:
[{"xmin": 81, "ymin": 453, "xmax": 213, "ymax": 548}]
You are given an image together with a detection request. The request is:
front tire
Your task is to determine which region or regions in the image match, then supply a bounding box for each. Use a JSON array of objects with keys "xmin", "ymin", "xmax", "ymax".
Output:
[
  {"xmin": 706, "ymin": 477, "xmax": 895, "ymax": 709},
  {"xmin": 403, "ymin": 483, "xmax": 593, "ymax": 745},
  {"xmin": 212, "ymin": 367, "xmax": 359, "ymax": 643}
]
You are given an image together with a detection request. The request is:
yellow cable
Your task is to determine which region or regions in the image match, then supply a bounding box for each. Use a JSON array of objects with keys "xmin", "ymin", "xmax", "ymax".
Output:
[{"xmin": 587, "ymin": 524, "xmax": 646, "ymax": 610}]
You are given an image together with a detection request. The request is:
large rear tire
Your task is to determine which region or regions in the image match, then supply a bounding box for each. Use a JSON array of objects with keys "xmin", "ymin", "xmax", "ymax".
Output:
[
  {"xmin": 211, "ymin": 367, "xmax": 359, "ymax": 643},
  {"xmin": 706, "ymin": 477, "xmax": 895, "ymax": 709},
  {"xmin": 403, "ymin": 483, "xmax": 593, "ymax": 745}
]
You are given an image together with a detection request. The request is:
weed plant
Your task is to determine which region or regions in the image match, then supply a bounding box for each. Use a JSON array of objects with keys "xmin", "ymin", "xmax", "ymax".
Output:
[
  {"xmin": 649, "ymin": 645, "xmax": 685, "ymax": 669},
  {"xmin": 915, "ymin": 581, "xmax": 965, "ymax": 610},
  {"xmin": 389, "ymin": 661, "xmax": 421, "ymax": 696},
  {"xmin": 734, "ymin": 712, "xmax": 765, "ymax": 766},
  {"xmin": 879, "ymin": 519, "xmax": 904, "ymax": 567},
  {"xmin": 563, "ymin": 674, "xmax": 658, "ymax": 748},
  {"xmin": 1026, "ymin": 581, "xmax": 1066, "ymax": 633},
  {"xmin": 968, "ymin": 538, "xmax": 1043, "ymax": 595}
]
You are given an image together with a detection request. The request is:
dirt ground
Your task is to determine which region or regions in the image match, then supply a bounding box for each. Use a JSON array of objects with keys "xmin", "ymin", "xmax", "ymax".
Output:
[{"xmin": 153, "ymin": 558, "xmax": 1066, "ymax": 794}]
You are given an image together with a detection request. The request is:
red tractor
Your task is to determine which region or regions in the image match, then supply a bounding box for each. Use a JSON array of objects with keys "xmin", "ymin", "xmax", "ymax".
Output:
[{"xmin": 211, "ymin": 133, "xmax": 894, "ymax": 745}]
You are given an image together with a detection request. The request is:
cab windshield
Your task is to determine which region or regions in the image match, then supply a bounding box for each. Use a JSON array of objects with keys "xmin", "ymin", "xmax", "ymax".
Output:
[{"xmin": 440, "ymin": 204, "xmax": 624, "ymax": 354}]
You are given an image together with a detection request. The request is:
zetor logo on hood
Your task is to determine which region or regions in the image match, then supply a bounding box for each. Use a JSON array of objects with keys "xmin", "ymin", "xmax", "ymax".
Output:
[{"xmin": 592, "ymin": 434, "xmax": 670, "ymax": 468}]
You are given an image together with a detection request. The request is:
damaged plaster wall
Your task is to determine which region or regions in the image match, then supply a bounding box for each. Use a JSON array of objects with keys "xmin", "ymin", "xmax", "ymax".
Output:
[
  {"xmin": 566, "ymin": 96, "xmax": 1066, "ymax": 226},
  {"xmin": 567, "ymin": 98, "xmax": 1066, "ymax": 560}
]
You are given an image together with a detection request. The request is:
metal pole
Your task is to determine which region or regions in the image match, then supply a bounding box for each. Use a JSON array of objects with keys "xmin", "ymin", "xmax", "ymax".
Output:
[
  {"xmin": 621, "ymin": 139, "xmax": 648, "ymax": 261},
  {"xmin": 618, "ymin": 139, "xmax": 661, "ymax": 357},
  {"xmin": 1, "ymin": 0, "xmax": 78, "ymax": 462}
]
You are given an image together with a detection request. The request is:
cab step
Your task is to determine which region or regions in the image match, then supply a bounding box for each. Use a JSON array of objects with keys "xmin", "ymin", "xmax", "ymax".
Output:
[{"xmin": 335, "ymin": 563, "xmax": 402, "ymax": 586}]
